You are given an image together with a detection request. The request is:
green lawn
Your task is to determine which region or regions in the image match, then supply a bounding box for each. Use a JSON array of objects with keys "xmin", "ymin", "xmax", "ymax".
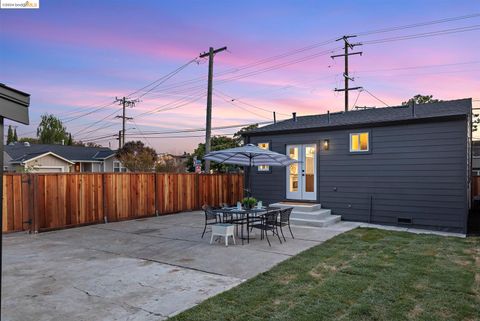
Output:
[{"xmin": 169, "ymin": 228, "xmax": 480, "ymax": 321}]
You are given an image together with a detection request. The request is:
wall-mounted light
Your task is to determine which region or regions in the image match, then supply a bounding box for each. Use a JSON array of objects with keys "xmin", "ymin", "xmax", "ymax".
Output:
[{"xmin": 323, "ymin": 139, "xmax": 330, "ymax": 151}]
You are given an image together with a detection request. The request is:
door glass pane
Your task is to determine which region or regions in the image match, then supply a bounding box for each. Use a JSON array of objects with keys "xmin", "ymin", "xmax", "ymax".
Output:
[
  {"xmin": 305, "ymin": 146, "xmax": 315, "ymax": 192},
  {"xmin": 288, "ymin": 147, "xmax": 299, "ymax": 192}
]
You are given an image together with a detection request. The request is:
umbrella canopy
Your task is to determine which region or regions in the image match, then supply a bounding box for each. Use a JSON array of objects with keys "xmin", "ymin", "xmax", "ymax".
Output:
[
  {"xmin": 204, "ymin": 144, "xmax": 297, "ymax": 167},
  {"xmin": 204, "ymin": 144, "xmax": 298, "ymax": 198}
]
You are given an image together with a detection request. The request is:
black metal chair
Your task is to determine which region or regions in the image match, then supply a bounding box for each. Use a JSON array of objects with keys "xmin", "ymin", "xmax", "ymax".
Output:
[
  {"xmin": 250, "ymin": 210, "xmax": 282, "ymax": 246},
  {"xmin": 220, "ymin": 203, "xmax": 235, "ymax": 223},
  {"xmin": 201, "ymin": 205, "xmax": 219, "ymax": 238},
  {"xmin": 276, "ymin": 207, "xmax": 294, "ymax": 241}
]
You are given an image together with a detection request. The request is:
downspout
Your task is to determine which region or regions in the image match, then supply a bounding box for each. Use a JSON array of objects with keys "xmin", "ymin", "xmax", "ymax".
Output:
[{"xmin": 466, "ymin": 103, "xmax": 473, "ymax": 234}]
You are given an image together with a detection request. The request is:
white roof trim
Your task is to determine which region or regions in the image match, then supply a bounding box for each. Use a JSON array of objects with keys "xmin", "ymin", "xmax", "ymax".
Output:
[
  {"xmin": 17, "ymin": 152, "xmax": 75, "ymax": 165},
  {"xmin": 70, "ymin": 160, "xmax": 104, "ymax": 163}
]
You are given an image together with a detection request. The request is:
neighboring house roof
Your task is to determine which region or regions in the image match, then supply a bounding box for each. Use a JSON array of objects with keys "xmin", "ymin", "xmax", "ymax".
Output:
[
  {"xmin": 93, "ymin": 150, "xmax": 116, "ymax": 160},
  {"xmin": 4, "ymin": 143, "xmax": 116, "ymax": 163},
  {"xmin": 10, "ymin": 151, "xmax": 75, "ymax": 165},
  {"xmin": 244, "ymin": 98, "xmax": 472, "ymax": 135}
]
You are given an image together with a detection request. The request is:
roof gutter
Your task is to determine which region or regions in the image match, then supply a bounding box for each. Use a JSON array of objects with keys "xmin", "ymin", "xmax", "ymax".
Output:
[{"xmin": 243, "ymin": 114, "xmax": 468, "ymax": 137}]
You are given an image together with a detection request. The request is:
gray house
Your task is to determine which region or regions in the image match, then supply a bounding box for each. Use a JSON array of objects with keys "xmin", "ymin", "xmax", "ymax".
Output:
[
  {"xmin": 4, "ymin": 143, "xmax": 125, "ymax": 173},
  {"xmin": 243, "ymin": 99, "xmax": 472, "ymax": 234}
]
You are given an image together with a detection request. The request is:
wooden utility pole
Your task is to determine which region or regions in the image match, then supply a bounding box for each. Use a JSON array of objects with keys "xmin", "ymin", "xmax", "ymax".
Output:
[
  {"xmin": 332, "ymin": 35, "xmax": 363, "ymax": 111},
  {"xmin": 115, "ymin": 97, "xmax": 137, "ymax": 147},
  {"xmin": 117, "ymin": 130, "xmax": 122, "ymax": 149},
  {"xmin": 199, "ymin": 46, "xmax": 227, "ymax": 172}
]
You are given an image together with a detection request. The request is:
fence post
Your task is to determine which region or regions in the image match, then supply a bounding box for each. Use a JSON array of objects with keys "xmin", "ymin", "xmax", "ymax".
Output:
[
  {"xmin": 102, "ymin": 174, "xmax": 108, "ymax": 224},
  {"xmin": 154, "ymin": 173, "xmax": 159, "ymax": 216},
  {"xmin": 196, "ymin": 174, "xmax": 201, "ymax": 210},
  {"xmin": 31, "ymin": 174, "xmax": 39, "ymax": 233}
]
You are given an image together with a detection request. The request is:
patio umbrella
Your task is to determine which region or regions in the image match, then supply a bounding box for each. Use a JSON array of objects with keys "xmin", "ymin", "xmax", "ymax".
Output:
[{"xmin": 204, "ymin": 144, "xmax": 298, "ymax": 197}]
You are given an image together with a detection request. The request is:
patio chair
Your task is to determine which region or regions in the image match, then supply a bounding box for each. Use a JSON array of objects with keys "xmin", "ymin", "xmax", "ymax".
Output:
[
  {"xmin": 219, "ymin": 203, "xmax": 235, "ymax": 223},
  {"xmin": 250, "ymin": 210, "xmax": 282, "ymax": 246},
  {"xmin": 210, "ymin": 223, "xmax": 236, "ymax": 247},
  {"xmin": 201, "ymin": 205, "xmax": 219, "ymax": 238},
  {"xmin": 276, "ymin": 207, "xmax": 294, "ymax": 241}
]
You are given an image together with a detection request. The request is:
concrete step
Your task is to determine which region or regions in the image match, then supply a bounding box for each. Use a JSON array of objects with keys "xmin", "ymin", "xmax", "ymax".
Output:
[
  {"xmin": 290, "ymin": 215, "xmax": 341, "ymax": 227},
  {"xmin": 290, "ymin": 209, "xmax": 332, "ymax": 220},
  {"xmin": 270, "ymin": 202, "xmax": 322, "ymax": 212}
]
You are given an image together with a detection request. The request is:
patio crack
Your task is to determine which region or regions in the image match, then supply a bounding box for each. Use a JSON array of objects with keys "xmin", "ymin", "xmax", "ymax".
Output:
[
  {"xmin": 83, "ymin": 246, "xmax": 236, "ymax": 279},
  {"xmin": 72, "ymin": 285, "xmax": 165, "ymax": 318}
]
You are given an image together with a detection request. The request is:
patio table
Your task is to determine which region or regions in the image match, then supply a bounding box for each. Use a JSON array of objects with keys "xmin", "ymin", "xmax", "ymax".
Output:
[{"xmin": 213, "ymin": 207, "xmax": 280, "ymax": 245}]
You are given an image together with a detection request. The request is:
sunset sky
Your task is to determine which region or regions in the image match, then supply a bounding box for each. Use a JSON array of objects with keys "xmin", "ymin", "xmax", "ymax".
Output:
[{"xmin": 1, "ymin": 0, "xmax": 479, "ymax": 153}]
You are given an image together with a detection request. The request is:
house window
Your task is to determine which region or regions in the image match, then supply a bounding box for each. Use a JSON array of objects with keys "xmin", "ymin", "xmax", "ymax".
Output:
[
  {"xmin": 350, "ymin": 132, "xmax": 369, "ymax": 152},
  {"xmin": 258, "ymin": 142, "xmax": 270, "ymax": 171},
  {"xmin": 113, "ymin": 161, "xmax": 127, "ymax": 172}
]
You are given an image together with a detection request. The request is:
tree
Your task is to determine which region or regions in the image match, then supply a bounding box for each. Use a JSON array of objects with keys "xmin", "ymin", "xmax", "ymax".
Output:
[
  {"xmin": 67, "ymin": 133, "xmax": 73, "ymax": 146},
  {"xmin": 116, "ymin": 141, "xmax": 157, "ymax": 172},
  {"xmin": 186, "ymin": 125, "xmax": 260, "ymax": 173},
  {"xmin": 7, "ymin": 125, "xmax": 14, "ymax": 144},
  {"xmin": 155, "ymin": 157, "xmax": 186, "ymax": 173},
  {"xmin": 18, "ymin": 137, "xmax": 40, "ymax": 144},
  {"xmin": 36, "ymin": 113, "xmax": 69, "ymax": 144},
  {"xmin": 186, "ymin": 136, "xmax": 240, "ymax": 173},
  {"xmin": 233, "ymin": 124, "xmax": 258, "ymax": 145},
  {"xmin": 402, "ymin": 94, "xmax": 441, "ymax": 106},
  {"xmin": 13, "ymin": 127, "xmax": 18, "ymax": 142}
]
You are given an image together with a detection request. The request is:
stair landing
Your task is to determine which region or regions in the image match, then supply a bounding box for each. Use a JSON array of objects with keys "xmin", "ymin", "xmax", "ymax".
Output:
[{"xmin": 270, "ymin": 202, "xmax": 341, "ymax": 227}]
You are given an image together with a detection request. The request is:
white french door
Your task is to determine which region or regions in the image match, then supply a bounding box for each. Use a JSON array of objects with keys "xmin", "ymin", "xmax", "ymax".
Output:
[{"xmin": 286, "ymin": 144, "xmax": 317, "ymax": 201}]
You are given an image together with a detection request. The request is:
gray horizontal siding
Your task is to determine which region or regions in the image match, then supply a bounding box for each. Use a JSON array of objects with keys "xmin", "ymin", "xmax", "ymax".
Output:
[{"xmin": 248, "ymin": 117, "xmax": 468, "ymax": 233}]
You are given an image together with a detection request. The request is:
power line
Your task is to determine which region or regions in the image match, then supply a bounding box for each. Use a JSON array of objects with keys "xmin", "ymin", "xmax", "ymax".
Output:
[
  {"xmin": 214, "ymin": 89, "xmax": 291, "ymax": 117},
  {"xmin": 141, "ymin": 47, "xmax": 342, "ymax": 98},
  {"xmin": 362, "ymin": 88, "xmax": 390, "ymax": 107},
  {"xmin": 357, "ymin": 13, "xmax": 480, "ymax": 36},
  {"xmin": 133, "ymin": 39, "xmax": 339, "ymax": 98},
  {"xmin": 130, "ymin": 58, "xmax": 198, "ymax": 99},
  {"xmin": 352, "ymin": 60, "xmax": 480, "ymax": 73},
  {"xmin": 355, "ymin": 68, "xmax": 480, "ymax": 80},
  {"xmin": 133, "ymin": 91, "xmax": 207, "ymax": 119},
  {"xmin": 125, "ymin": 133, "xmax": 237, "ymax": 139},
  {"xmin": 362, "ymin": 24, "xmax": 480, "ymax": 45},
  {"xmin": 131, "ymin": 120, "xmax": 153, "ymax": 147},
  {"xmin": 213, "ymin": 92, "xmax": 272, "ymax": 120},
  {"xmin": 132, "ymin": 16, "xmax": 480, "ymax": 100},
  {"xmin": 81, "ymin": 121, "xmax": 272, "ymax": 142},
  {"xmin": 71, "ymin": 109, "xmax": 119, "ymax": 136},
  {"xmin": 352, "ymin": 90, "xmax": 362, "ymax": 109}
]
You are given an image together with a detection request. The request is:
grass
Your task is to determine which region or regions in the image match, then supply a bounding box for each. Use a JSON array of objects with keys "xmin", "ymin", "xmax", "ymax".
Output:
[{"xmin": 169, "ymin": 228, "xmax": 480, "ymax": 321}]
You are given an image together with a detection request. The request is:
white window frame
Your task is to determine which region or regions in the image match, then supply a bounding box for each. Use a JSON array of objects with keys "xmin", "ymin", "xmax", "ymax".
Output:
[
  {"xmin": 349, "ymin": 132, "xmax": 370, "ymax": 152},
  {"xmin": 257, "ymin": 142, "xmax": 270, "ymax": 171},
  {"xmin": 113, "ymin": 161, "xmax": 127, "ymax": 173}
]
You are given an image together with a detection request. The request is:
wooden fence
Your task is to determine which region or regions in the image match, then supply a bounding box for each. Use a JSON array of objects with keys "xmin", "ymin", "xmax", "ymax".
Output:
[{"xmin": 2, "ymin": 173, "xmax": 244, "ymax": 233}]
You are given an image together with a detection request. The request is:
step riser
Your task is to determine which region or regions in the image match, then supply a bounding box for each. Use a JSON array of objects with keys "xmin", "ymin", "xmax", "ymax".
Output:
[
  {"xmin": 270, "ymin": 202, "xmax": 322, "ymax": 212},
  {"xmin": 290, "ymin": 216, "xmax": 341, "ymax": 227},
  {"xmin": 291, "ymin": 212, "xmax": 332, "ymax": 220}
]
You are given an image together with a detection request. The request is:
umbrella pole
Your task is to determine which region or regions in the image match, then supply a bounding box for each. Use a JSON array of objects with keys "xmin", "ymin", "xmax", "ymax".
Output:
[{"xmin": 249, "ymin": 156, "xmax": 252, "ymax": 198}]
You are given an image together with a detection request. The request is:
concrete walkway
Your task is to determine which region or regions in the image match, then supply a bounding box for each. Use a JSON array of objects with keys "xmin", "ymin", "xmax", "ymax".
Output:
[{"xmin": 2, "ymin": 211, "xmax": 359, "ymax": 321}]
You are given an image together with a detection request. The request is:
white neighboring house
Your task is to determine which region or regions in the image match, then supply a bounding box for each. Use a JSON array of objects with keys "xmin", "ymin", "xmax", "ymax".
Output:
[
  {"xmin": 4, "ymin": 142, "xmax": 125, "ymax": 173},
  {"xmin": 9, "ymin": 151, "xmax": 74, "ymax": 172}
]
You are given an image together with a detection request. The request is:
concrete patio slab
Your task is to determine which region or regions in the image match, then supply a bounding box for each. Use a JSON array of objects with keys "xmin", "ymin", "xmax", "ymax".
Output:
[{"xmin": 2, "ymin": 211, "xmax": 358, "ymax": 321}]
